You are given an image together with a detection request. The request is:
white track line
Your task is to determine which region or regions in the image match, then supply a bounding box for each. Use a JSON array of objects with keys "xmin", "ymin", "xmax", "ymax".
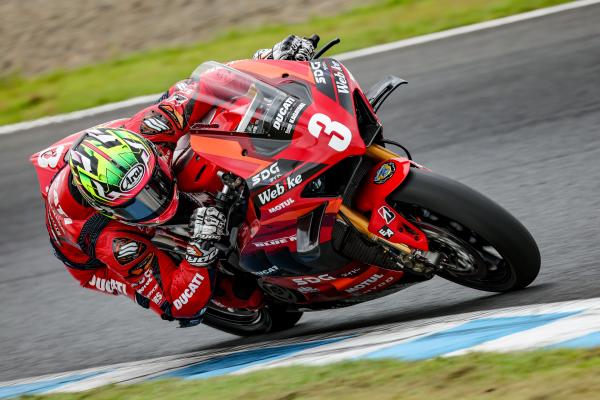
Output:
[
  {"xmin": 1, "ymin": 297, "xmax": 599, "ymax": 396},
  {"xmin": 0, "ymin": 0, "xmax": 598, "ymax": 137}
]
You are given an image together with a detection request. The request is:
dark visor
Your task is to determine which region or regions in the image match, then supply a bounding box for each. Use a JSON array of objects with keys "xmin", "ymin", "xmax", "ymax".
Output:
[{"xmin": 109, "ymin": 164, "xmax": 175, "ymax": 223}]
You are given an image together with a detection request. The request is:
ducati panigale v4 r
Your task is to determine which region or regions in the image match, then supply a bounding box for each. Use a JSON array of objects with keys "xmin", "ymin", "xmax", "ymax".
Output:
[{"xmin": 40, "ymin": 36, "xmax": 542, "ymax": 335}]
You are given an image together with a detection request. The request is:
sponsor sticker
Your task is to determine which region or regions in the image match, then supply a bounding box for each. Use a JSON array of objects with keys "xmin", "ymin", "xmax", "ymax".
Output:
[
  {"xmin": 254, "ymin": 265, "xmax": 279, "ymax": 276},
  {"xmin": 268, "ymin": 198, "xmax": 295, "ymax": 214},
  {"xmin": 269, "ymin": 96, "xmax": 307, "ymax": 136},
  {"xmin": 340, "ymin": 267, "xmax": 362, "ymax": 278},
  {"xmin": 159, "ymin": 104, "xmax": 185, "ymax": 129},
  {"xmin": 251, "ymin": 162, "xmax": 281, "ymax": 188},
  {"xmin": 374, "ymin": 161, "xmax": 396, "ymax": 184},
  {"xmin": 257, "ymin": 174, "xmax": 302, "ymax": 205},
  {"xmin": 292, "ymin": 274, "xmax": 335, "ymax": 286},
  {"xmin": 186, "ymin": 247, "xmax": 218, "ymax": 266},
  {"xmin": 165, "ymin": 93, "xmax": 188, "ymax": 106},
  {"xmin": 126, "ymin": 252, "xmax": 155, "ymax": 277},
  {"xmin": 345, "ymin": 273, "xmax": 385, "ymax": 294},
  {"xmin": 298, "ymin": 286, "xmax": 319, "ymax": 294},
  {"xmin": 119, "ymin": 163, "xmax": 145, "ymax": 192},
  {"xmin": 173, "ymin": 273, "xmax": 205, "ymax": 310},
  {"xmin": 89, "ymin": 275, "xmax": 127, "ymax": 295},
  {"xmin": 310, "ymin": 60, "xmax": 335, "ymax": 101},
  {"xmin": 378, "ymin": 206, "xmax": 396, "ymax": 224},
  {"xmin": 378, "ymin": 226, "xmax": 394, "ymax": 239},
  {"xmin": 140, "ymin": 111, "xmax": 173, "ymax": 135},
  {"xmin": 253, "ymin": 163, "xmax": 322, "ymax": 209},
  {"xmin": 329, "ymin": 60, "xmax": 354, "ymax": 114},
  {"xmin": 253, "ymin": 235, "xmax": 296, "ymax": 248},
  {"xmin": 113, "ymin": 238, "xmax": 147, "ymax": 265}
]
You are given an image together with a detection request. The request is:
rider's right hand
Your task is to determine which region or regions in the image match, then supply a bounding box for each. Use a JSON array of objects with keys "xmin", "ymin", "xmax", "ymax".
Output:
[
  {"xmin": 253, "ymin": 35, "xmax": 316, "ymax": 61},
  {"xmin": 273, "ymin": 35, "xmax": 315, "ymax": 61},
  {"xmin": 185, "ymin": 207, "xmax": 226, "ymax": 267}
]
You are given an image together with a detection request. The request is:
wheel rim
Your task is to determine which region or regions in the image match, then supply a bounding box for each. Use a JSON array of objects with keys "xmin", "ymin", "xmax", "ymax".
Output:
[
  {"xmin": 207, "ymin": 302, "xmax": 265, "ymax": 326},
  {"xmin": 399, "ymin": 205, "xmax": 515, "ymax": 288}
]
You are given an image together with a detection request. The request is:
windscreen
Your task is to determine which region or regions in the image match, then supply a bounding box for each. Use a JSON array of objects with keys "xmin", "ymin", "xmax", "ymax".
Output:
[{"xmin": 190, "ymin": 62, "xmax": 308, "ymax": 155}]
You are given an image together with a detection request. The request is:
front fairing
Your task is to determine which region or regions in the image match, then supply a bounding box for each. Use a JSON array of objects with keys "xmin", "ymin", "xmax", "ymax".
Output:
[
  {"xmin": 188, "ymin": 60, "xmax": 372, "ymax": 279},
  {"xmin": 188, "ymin": 61, "xmax": 366, "ymax": 175}
]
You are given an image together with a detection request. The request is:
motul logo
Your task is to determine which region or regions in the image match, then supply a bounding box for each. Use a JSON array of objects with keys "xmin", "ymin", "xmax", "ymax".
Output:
[{"xmin": 120, "ymin": 164, "xmax": 145, "ymax": 192}]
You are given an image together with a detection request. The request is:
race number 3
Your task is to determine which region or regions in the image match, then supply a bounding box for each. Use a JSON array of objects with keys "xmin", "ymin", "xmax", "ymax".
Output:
[{"xmin": 308, "ymin": 113, "xmax": 352, "ymax": 152}]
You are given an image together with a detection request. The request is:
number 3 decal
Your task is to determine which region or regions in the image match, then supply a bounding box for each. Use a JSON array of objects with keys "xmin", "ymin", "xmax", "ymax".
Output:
[{"xmin": 308, "ymin": 113, "xmax": 352, "ymax": 152}]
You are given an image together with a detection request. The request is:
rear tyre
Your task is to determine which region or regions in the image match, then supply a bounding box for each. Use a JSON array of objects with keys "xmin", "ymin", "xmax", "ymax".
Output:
[
  {"xmin": 390, "ymin": 169, "xmax": 540, "ymax": 292},
  {"xmin": 270, "ymin": 306, "xmax": 304, "ymax": 332},
  {"xmin": 203, "ymin": 304, "xmax": 303, "ymax": 336}
]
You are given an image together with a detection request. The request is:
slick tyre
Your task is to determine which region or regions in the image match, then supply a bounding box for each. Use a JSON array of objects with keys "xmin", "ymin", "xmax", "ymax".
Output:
[
  {"xmin": 203, "ymin": 304, "xmax": 303, "ymax": 337},
  {"xmin": 390, "ymin": 168, "xmax": 540, "ymax": 292}
]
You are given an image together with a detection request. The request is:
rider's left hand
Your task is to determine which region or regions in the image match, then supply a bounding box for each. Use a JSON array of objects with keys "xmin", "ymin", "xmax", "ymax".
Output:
[{"xmin": 185, "ymin": 207, "xmax": 226, "ymax": 267}]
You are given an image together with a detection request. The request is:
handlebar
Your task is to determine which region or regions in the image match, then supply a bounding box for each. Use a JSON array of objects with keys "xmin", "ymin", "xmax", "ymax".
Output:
[{"xmin": 310, "ymin": 35, "xmax": 341, "ymax": 60}]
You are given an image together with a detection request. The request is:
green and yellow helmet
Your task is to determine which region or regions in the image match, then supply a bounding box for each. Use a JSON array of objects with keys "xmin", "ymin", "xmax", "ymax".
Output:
[{"xmin": 69, "ymin": 127, "xmax": 178, "ymax": 224}]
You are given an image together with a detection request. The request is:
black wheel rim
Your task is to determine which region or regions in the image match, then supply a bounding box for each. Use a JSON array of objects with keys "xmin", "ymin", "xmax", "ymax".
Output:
[{"xmin": 397, "ymin": 204, "xmax": 515, "ymax": 288}]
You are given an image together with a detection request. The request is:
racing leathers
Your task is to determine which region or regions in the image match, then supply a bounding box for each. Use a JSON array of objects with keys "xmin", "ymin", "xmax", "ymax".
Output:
[{"xmin": 43, "ymin": 36, "xmax": 315, "ymax": 327}]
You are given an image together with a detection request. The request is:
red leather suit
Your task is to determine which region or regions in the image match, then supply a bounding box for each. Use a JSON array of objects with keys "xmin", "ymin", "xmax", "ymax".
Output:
[{"xmin": 43, "ymin": 71, "xmax": 254, "ymax": 322}]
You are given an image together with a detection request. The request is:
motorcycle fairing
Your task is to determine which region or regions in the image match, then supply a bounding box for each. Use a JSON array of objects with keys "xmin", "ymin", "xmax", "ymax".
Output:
[
  {"xmin": 356, "ymin": 158, "xmax": 429, "ymax": 251},
  {"xmin": 30, "ymin": 134, "xmax": 77, "ymax": 198},
  {"xmin": 184, "ymin": 61, "xmax": 422, "ymax": 303},
  {"xmin": 261, "ymin": 262, "xmax": 405, "ymax": 303},
  {"xmin": 188, "ymin": 61, "xmax": 367, "ymax": 260}
]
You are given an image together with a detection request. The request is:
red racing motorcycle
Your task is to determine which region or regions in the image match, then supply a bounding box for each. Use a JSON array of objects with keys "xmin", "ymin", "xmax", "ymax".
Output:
[
  {"xmin": 35, "ymin": 37, "xmax": 541, "ymax": 336},
  {"xmin": 154, "ymin": 37, "xmax": 540, "ymax": 335}
]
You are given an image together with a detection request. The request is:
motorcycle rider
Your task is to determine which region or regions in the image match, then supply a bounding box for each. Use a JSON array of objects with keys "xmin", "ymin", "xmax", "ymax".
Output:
[{"xmin": 43, "ymin": 35, "xmax": 315, "ymax": 328}]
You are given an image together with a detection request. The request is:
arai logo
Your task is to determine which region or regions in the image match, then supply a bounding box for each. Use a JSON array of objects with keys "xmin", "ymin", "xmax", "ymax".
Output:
[{"xmin": 120, "ymin": 163, "xmax": 145, "ymax": 192}]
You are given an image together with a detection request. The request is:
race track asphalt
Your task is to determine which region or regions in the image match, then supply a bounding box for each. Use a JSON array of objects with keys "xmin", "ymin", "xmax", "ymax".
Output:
[{"xmin": 1, "ymin": 4, "xmax": 599, "ymax": 381}]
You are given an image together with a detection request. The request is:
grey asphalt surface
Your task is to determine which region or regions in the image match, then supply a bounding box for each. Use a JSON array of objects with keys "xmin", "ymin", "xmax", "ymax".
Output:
[{"xmin": 1, "ymin": 4, "xmax": 599, "ymax": 382}]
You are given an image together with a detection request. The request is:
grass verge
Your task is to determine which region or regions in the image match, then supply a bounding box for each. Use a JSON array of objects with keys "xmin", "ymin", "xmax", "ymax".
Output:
[
  {"xmin": 22, "ymin": 348, "xmax": 600, "ymax": 400},
  {"xmin": 0, "ymin": 0, "xmax": 573, "ymax": 125}
]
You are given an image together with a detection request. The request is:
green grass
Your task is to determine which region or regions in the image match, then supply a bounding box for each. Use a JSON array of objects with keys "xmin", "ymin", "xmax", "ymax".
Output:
[
  {"xmin": 22, "ymin": 348, "xmax": 600, "ymax": 400},
  {"xmin": 0, "ymin": 0, "xmax": 573, "ymax": 125}
]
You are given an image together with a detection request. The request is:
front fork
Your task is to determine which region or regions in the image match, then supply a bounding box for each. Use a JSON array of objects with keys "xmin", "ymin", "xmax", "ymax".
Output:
[{"xmin": 337, "ymin": 144, "xmax": 433, "ymax": 275}]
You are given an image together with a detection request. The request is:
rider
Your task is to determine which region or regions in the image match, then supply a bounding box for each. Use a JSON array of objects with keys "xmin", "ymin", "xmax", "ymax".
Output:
[{"xmin": 43, "ymin": 35, "xmax": 315, "ymax": 328}]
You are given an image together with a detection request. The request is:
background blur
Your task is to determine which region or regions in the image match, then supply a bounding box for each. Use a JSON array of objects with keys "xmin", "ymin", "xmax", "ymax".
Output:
[
  {"xmin": 0, "ymin": 0, "xmax": 368, "ymax": 76},
  {"xmin": 1, "ymin": 0, "xmax": 599, "ymax": 393}
]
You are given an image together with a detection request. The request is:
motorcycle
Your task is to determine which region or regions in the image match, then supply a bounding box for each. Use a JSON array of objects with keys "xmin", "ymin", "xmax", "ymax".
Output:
[{"xmin": 34, "ymin": 36, "xmax": 541, "ymax": 336}]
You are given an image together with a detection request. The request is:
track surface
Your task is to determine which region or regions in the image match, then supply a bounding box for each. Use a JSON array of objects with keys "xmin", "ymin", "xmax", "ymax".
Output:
[{"xmin": 1, "ymin": 5, "xmax": 599, "ymax": 381}]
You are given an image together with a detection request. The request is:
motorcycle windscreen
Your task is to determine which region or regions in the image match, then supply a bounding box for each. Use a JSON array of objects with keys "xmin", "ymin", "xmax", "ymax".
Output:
[{"xmin": 189, "ymin": 62, "xmax": 307, "ymax": 175}]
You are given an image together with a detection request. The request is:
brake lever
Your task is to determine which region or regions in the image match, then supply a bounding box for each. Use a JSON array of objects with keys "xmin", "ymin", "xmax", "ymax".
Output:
[{"xmin": 312, "ymin": 37, "xmax": 341, "ymax": 59}]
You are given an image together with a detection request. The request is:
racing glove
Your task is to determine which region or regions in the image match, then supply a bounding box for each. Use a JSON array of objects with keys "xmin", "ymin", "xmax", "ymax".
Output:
[
  {"xmin": 253, "ymin": 35, "xmax": 315, "ymax": 61},
  {"xmin": 185, "ymin": 207, "xmax": 226, "ymax": 267}
]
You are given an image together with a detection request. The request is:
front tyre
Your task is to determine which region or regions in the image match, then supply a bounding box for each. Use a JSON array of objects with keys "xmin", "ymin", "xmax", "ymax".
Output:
[{"xmin": 390, "ymin": 169, "xmax": 540, "ymax": 292}]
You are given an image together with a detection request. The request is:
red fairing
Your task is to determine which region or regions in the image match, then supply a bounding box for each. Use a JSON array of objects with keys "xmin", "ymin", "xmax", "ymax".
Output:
[
  {"xmin": 356, "ymin": 159, "xmax": 429, "ymax": 251},
  {"xmin": 187, "ymin": 60, "xmax": 367, "ymax": 256},
  {"xmin": 262, "ymin": 263, "xmax": 404, "ymax": 302},
  {"xmin": 30, "ymin": 132, "xmax": 81, "ymax": 198}
]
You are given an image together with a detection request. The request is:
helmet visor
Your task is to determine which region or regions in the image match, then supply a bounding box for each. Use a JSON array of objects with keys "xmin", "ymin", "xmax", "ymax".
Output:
[{"xmin": 109, "ymin": 163, "xmax": 175, "ymax": 223}]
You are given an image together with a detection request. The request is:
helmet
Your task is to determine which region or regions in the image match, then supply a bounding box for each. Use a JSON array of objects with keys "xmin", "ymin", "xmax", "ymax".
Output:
[{"xmin": 69, "ymin": 127, "xmax": 178, "ymax": 225}]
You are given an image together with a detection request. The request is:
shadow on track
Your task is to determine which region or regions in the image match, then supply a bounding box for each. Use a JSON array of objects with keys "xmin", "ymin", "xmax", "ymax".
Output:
[{"xmin": 190, "ymin": 283, "xmax": 570, "ymax": 352}]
